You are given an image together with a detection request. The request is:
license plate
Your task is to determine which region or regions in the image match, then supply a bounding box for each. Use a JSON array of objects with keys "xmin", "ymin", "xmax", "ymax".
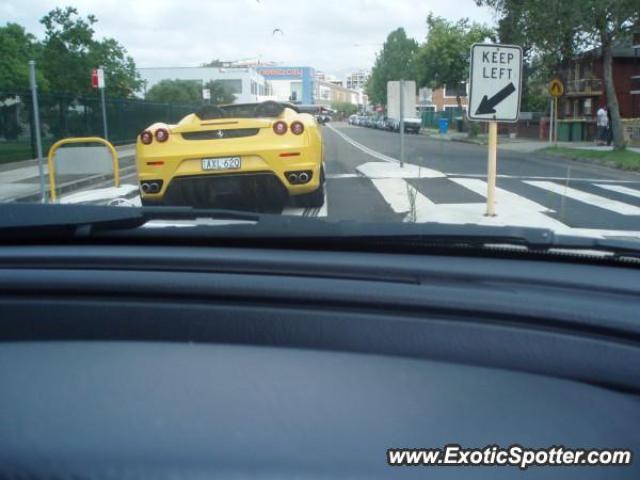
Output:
[{"xmin": 202, "ymin": 157, "xmax": 241, "ymax": 171}]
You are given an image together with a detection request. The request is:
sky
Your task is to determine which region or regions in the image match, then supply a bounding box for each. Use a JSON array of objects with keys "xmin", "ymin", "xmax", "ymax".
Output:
[{"xmin": 1, "ymin": 0, "xmax": 496, "ymax": 78}]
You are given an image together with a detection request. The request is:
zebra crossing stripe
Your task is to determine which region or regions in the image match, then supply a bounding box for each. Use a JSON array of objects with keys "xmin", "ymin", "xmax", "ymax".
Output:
[
  {"xmin": 526, "ymin": 180, "xmax": 640, "ymax": 216},
  {"xmin": 593, "ymin": 184, "xmax": 640, "ymax": 200}
]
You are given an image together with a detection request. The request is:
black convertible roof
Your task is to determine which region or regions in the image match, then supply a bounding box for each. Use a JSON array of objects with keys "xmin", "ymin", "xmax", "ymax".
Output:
[{"xmin": 195, "ymin": 101, "xmax": 300, "ymax": 120}]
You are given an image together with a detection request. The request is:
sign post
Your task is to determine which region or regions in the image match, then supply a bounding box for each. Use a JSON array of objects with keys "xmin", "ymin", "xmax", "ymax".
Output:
[
  {"xmin": 28, "ymin": 60, "xmax": 46, "ymax": 203},
  {"xmin": 92, "ymin": 67, "xmax": 108, "ymax": 140},
  {"xmin": 548, "ymin": 78, "xmax": 564, "ymax": 146},
  {"xmin": 468, "ymin": 43, "xmax": 523, "ymax": 217},
  {"xmin": 399, "ymin": 80, "xmax": 405, "ymax": 168}
]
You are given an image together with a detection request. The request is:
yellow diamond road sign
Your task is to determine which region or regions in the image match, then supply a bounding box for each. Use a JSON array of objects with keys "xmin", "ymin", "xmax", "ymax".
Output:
[{"xmin": 549, "ymin": 79, "xmax": 564, "ymax": 98}]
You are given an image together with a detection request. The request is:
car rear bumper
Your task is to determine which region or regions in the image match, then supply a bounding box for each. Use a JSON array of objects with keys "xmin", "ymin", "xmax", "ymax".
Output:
[{"xmin": 141, "ymin": 172, "xmax": 288, "ymax": 209}]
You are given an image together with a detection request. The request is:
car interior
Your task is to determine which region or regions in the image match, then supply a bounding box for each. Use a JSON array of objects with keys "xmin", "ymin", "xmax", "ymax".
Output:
[{"xmin": 1, "ymin": 223, "xmax": 639, "ymax": 479}]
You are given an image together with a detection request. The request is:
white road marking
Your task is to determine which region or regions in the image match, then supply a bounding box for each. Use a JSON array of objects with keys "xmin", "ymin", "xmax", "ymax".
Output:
[
  {"xmin": 370, "ymin": 178, "xmax": 429, "ymax": 214},
  {"xmin": 317, "ymin": 191, "xmax": 328, "ymax": 217},
  {"xmin": 281, "ymin": 207, "xmax": 305, "ymax": 216},
  {"xmin": 326, "ymin": 173, "xmax": 360, "ymax": 179},
  {"xmin": 445, "ymin": 173, "xmax": 640, "ymax": 184},
  {"xmin": 526, "ymin": 180, "xmax": 640, "ymax": 215},
  {"xmin": 593, "ymin": 184, "xmax": 640, "ymax": 199},
  {"xmin": 451, "ymin": 177, "xmax": 554, "ymax": 212},
  {"xmin": 326, "ymin": 124, "xmax": 402, "ymax": 164},
  {"xmin": 357, "ymin": 161, "xmax": 445, "ymax": 179}
]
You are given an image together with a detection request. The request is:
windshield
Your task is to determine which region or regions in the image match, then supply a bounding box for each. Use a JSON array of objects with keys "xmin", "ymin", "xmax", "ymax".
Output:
[{"xmin": 1, "ymin": 1, "xmax": 640, "ymax": 244}]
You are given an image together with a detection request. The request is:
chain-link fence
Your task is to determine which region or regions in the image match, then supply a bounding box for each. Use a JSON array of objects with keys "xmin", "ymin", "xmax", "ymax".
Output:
[{"xmin": 0, "ymin": 91, "xmax": 200, "ymax": 164}]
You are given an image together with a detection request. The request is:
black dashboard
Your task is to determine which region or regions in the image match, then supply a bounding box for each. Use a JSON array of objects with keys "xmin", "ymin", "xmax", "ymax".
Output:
[{"xmin": 0, "ymin": 245, "xmax": 639, "ymax": 479}]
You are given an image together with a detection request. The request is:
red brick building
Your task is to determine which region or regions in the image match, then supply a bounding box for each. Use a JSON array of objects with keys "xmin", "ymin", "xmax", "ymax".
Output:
[{"xmin": 558, "ymin": 36, "xmax": 640, "ymax": 120}]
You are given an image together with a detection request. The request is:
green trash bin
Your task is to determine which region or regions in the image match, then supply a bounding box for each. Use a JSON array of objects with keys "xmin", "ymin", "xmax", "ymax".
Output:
[
  {"xmin": 571, "ymin": 121, "xmax": 584, "ymax": 142},
  {"xmin": 557, "ymin": 121, "xmax": 571, "ymax": 142}
]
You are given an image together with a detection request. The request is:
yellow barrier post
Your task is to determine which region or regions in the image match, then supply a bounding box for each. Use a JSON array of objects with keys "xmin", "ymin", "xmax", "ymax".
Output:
[{"xmin": 47, "ymin": 137, "xmax": 120, "ymax": 202}]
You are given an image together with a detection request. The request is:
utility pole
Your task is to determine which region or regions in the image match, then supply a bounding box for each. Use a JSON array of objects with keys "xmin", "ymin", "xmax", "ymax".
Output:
[
  {"xmin": 29, "ymin": 60, "xmax": 46, "ymax": 203},
  {"xmin": 399, "ymin": 79, "xmax": 405, "ymax": 168}
]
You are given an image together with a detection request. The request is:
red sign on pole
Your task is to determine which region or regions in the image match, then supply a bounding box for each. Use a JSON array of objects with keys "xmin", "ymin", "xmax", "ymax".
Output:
[
  {"xmin": 91, "ymin": 69, "xmax": 99, "ymax": 89},
  {"xmin": 91, "ymin": 68, "xmax": 105, "ymax": 89}
]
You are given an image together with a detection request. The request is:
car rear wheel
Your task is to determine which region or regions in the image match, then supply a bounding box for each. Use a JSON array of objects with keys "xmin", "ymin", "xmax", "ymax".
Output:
[
  {"xmin": 295, "ymin": 183, "xmax": 325, "ymax": 208},
  {"xmin": 295, "ymin": 167, "xmax": 325, "ymax": 208}
]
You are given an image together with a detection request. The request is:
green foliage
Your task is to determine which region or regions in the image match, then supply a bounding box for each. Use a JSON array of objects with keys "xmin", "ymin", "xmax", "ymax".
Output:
[
  {"xmin": 468, "ymin": 121, "xmax": 481, "ymax": 138},
  {"xmin": 0, "ymin": 23, "xmax": 47, "ymax": 92},
  {"xmin": 38, "ymin": 7, "xmax": 140, "ymax": 97},
  {"xmin": 365, "ymin": 28, "xmax": 419, "ymax": 106},
  {"xmin": 416, "ymin": 14, "xmax": 495, "ymax": 97},
  {"xmin": 330, "ymin": 101, "xmax": 358, "ymax": 118},
  {"xmin": 145, "ymin": 79, "xmax": 234, "ymax": 105},
  {"xmin": 146, "ymin": 79, "xmax": 203, "ymax": 104},
  {"xmin": 203, "ymin": 80, "xmax": 235, "ymax": 105},
  {"xmin": 92, "ymin": 38, "xmax": 141, "ymax": 97}
]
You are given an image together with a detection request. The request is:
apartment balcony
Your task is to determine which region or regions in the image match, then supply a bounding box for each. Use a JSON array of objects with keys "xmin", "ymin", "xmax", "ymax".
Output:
[{"xmin": 565, "ymin": 78, "xmax": 603, "ymax": 96}]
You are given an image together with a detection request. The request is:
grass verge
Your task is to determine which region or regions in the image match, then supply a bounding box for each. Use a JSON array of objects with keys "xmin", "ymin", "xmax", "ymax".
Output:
[{"xmin": 540, "ymin": 146, "xmax": 640, "ymax": 171}]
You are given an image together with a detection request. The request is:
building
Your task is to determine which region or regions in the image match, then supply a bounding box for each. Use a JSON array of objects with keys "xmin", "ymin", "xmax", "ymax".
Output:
[
  {"xmin": 431, "ymin": 84, "xmax": 468, "ymax": 113},
  {"xmin": 557, "ymin": 36, "xmax": 640, "ymax": 120},
  {"xmin": 314, "ymin": 80, "xmax": 363, "ymax": 107},
  {"xmin": 136, "ymin": 66, "xmax": 274, "ymax": 103},
  {"xmin": 346, "ymin": 71, "xmax": 369, "ymax": 90},
  {"xmin": 417, "ymin": 84, "xmax": 469, "ymax": 113},
  {"xmin": 256, "ymin": 66, "xmax": 316, "ymax": 104}
]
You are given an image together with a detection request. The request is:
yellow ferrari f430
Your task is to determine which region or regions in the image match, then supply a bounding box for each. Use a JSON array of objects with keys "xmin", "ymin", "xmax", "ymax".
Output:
[{"xmin": 136, "ymin": 101, "xmax": 325, "ymax": 210}]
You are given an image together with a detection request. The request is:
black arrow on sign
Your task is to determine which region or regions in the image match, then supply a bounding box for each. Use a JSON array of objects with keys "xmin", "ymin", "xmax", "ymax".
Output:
[{"xmin": 475, "ymin": 82, "xmax": 516, "ymax": 115}]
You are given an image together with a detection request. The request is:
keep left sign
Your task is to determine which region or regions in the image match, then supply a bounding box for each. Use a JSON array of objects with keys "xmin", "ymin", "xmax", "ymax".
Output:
[{"xmin": 468, "ymin": 44, "xmax": 523, "ymax": 123}]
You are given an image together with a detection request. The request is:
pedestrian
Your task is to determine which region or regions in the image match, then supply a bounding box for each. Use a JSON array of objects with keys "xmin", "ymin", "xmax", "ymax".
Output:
[
  {"xmin": 596, "ymin": 105, "xmax": 608, "ymax": 146},
  {"xmin": 606, "ymin": 107, "xmax": 613, "ymax": 146}
]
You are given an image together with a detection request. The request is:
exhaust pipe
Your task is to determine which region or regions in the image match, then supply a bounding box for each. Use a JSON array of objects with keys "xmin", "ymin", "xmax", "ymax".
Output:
[
  {"xmin": 149, "ymin": 182, "xmax": 160, "ymax": 193},
  {"xmin": 298, "ymin": 172, "xmax": 310, "ymax": 184},
  {"xmin": 287, "ymin": 173, "xmax": 299, "ymax": 184},
  {"xmin": 141, "ymin": 183, "xmax": 151, "ymax": 194}
]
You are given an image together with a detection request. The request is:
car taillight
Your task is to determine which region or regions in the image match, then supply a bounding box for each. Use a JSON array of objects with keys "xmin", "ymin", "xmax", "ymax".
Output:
[
  {"xmin": 155, "ymin": 128, "xmax": 169, "ymax": 142},
  {"xmin": 140, "ymin": 130, "xmax": 153, "ymax": 145},
  {"xmin": 291, "ymin": 121, "xmax": 304, "ymax": 135},
  {"xmin": 273, "ymin": 121, "xmax": 288, "ymax": 135}
]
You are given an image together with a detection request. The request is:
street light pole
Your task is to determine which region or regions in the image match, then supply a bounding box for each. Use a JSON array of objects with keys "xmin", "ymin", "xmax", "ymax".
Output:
[{"xmin": 28, "ymin": 60, "xmax": 46, "ymax": 203}]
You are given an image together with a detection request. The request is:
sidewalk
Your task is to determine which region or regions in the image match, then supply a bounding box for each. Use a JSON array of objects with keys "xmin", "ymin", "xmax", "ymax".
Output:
[
  {"xmin": 0, "ymin": 144, "xmax": 136, "ymax": 202},
  {"xmin": 422, "ymin": 129, "xmax": 640, "ymax": 154}
]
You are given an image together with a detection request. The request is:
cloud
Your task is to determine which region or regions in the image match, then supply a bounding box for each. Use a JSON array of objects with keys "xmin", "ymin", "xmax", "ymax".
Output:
[{"xmin": 1, "ymin": 0, "xmax": 495, "ymax": 76}]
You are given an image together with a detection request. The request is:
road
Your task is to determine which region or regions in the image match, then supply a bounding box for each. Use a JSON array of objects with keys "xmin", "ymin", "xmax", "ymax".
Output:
[{"xmin": 55, "ymin": 122, "xmax": 640, "ymax": 237}]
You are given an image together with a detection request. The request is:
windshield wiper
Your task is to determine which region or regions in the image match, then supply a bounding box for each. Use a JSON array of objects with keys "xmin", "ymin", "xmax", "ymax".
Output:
[
  {"xmin": 0, "ymin": 203, "xmax": 263, "ymax": 237},
  {"xmin": 1, "ymin": 203, "xmax": 640, "ymax": 260}
]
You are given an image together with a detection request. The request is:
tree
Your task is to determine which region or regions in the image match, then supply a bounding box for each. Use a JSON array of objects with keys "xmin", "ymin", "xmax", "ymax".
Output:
[
  {"xmin": 0, "ymin": 23, "xmax": 47, "ymax": 92},
  {"xmin": 365, "ymin": 28, "xmax": 419, "ymax": 106},
  {"xmin": 92, "ymin": 38, "xmax": 141, "ymax": 98},
  {"xmin": 201, "ymin": 59, "xmax": 225, "ymax": 67},
  {"xmin": 477, "ymin": 0, "xmax": 639, "ymax": 149},
  {"xmin": 146, "ymin": 79, "xmax": 202, "ymax": 104},
  {"xmin": 203, "ymin": 80, "xmax": 235, "ymax": 105},
  {"xmin": 330, "ymin": 101, "xmax": 358, "ymax": 119},
  {"xmin": 416, "ymin": 14, "xmax": 495, "ymax": 114},
  {"xmin": 39, "ymin": 7, "xmax": 140, "ymax": 97}
]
